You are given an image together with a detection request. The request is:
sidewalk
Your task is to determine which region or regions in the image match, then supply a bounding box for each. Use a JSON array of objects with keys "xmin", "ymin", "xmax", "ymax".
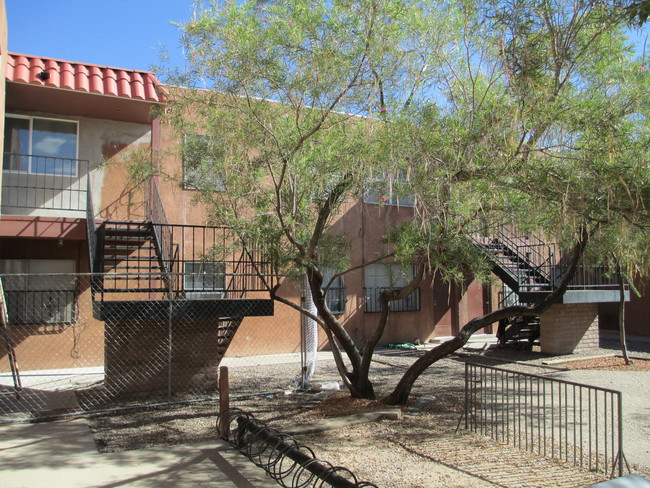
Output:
[{"xmin": 0, "ymin": 418, "xmax": 277, "ymax": 488}]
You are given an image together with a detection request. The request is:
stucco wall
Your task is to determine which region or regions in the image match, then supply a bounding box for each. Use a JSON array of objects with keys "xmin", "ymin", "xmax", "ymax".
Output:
[
  {"xmin": 0, "ymin": 0, "xmax": 7, "ymax": 200},
  {"xmin": 3, "ymin": 109, "xmax": 151, "ymax": 220}
]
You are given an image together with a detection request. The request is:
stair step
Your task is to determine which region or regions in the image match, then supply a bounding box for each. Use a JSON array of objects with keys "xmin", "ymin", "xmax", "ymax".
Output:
[
  {"xmin": 100, "ymin": 287, "xmax": 169, "ymax": 293},
  {"xmin": 104, "ymin": 246, "xmax": 156, "ymax": 256}
]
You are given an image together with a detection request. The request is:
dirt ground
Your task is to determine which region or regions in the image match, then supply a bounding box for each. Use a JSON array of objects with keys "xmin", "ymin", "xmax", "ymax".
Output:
[
  {"xmin": 86, "ymin": 341, "xmax": 650, "ymax": 488},
  {"xmin": 554, "ymin": 355, "xmax": 650, "ymax": 371}
]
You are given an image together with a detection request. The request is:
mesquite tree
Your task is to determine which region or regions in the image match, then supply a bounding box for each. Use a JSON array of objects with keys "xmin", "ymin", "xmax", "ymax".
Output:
[{"xmin": 158, "ymin": 0, "xmax": 649, "ymax": 403}]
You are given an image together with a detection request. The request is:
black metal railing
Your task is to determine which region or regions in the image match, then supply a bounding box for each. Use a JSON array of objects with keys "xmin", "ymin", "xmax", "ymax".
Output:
[
  {"xmin": 147, "ymin": 178, "xmax": 176, "ymax": 275},
  {"xmin": 2, "ymin": 289, "xmax": 77, "ymax": 325},
  {"xmin": 324, "ymin": 285, "xmax": 346, "ymax": 314},
  {"xmin": 364, "ymin": 287, "xmax": 420, "ymax": 313},
  {"xmin": 147, "ymin": 224, "xmax": 276, "ymax": 297},
  {"xmin": 85, "ymin": 172, "xmax": 99, "ymax": 275},
  {"xmin": 474, "ymin": 224, "xmax": 620, "ymax": 297},
  {"xmin": 2, "ymin": 153, "xmax": 89, "ymax": 213},
  {"xmin": 463, "ymin": 362, "xmax": 628, "ymax": 478}
]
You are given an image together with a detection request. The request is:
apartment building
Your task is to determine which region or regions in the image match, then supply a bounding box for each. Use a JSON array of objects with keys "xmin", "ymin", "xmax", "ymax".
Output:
[{"xmin": 0, "ymin": 46, "xmax": 640, "ymax": 415}]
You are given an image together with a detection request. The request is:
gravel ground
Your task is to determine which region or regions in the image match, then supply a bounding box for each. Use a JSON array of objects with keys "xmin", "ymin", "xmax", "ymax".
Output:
[{"xmin": 86, "ymin": 336, "xmax": 650, "ymax": 488}]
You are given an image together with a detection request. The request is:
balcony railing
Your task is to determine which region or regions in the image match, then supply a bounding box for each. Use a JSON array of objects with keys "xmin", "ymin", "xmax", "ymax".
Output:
[{"xmin": 2, "ymin": 153, "xmax": 89, "ymax": 215}]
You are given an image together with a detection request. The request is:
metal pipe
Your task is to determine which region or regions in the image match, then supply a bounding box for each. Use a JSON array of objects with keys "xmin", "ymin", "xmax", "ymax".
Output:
[{"xmin": 233, "ymin": 415, "xmax": 377, "ymax": 488}]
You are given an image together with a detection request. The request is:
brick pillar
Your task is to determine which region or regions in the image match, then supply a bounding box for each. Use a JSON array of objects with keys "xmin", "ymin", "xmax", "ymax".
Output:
[
  {"xmin": 104, "ymin": 318, "xmax": 222, "ymax": 398},
  {"xmin": 539, "ymin": 303, "xmax": 599, "ymax": 355}
]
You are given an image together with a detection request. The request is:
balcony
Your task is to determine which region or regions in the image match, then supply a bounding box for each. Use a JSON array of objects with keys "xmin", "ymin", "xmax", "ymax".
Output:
[{"xmin": 1, "ymin": 153, "xmax": 89, "ymax": 217}]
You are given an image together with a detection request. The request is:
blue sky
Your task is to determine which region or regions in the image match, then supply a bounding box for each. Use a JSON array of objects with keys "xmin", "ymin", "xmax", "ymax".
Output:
[
  {"xmin": 7, "ymin": 0, "xmax": 649, "ymax": 77},
  {"xmin": 6, "ymin": 0, "xmax": 194, "ymax": 72}
]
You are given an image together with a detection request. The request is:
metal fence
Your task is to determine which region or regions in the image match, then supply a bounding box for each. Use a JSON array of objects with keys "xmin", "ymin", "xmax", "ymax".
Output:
[
  {"xmin": 463, "ymin": 362, "xmax": 627, "ymax": 478},
  {"xmin": 0, "ymin": 272, "xmax": 306, "ymax": 423}
]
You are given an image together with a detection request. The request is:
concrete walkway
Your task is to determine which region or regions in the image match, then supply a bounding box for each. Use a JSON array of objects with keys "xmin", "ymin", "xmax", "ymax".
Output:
[
  {"xmin": 548, "ymin": 368, "xmax": 650, "ymax": 469},
  {"xmin": 0, "ymin": 418, "xmax": 277, "ymax": 488}
]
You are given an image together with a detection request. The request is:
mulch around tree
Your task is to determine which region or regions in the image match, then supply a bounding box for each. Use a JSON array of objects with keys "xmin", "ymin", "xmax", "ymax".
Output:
[{"xmin": 554, "ymin": 355, "xmax": 650, "ymax": 371}]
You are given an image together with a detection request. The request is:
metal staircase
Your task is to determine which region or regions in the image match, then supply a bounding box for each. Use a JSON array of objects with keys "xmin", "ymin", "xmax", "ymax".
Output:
[
  {"xmin": 97, "ymin": 221, "xmax": 171, "ymax": 294},
  {"xmin": 475, "ymin": 225, "xmax": 624, "ymax": 346},
  {"xmin": 476, "ymin": 227, "xmax": 554, "ymax": 345},
  {"xmin": 475, "ymin": 226, "xmax": 557, "ymax": 346}
]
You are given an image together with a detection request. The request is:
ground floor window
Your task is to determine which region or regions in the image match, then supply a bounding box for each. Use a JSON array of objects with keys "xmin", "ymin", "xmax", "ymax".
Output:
[
  {"xmin": 183, "ymin": 261, "xmax": 226, "ymax": 299},
  {"xmin": 364, "ymin": 263, "xmax": 420, "ymax": 312},
  {"xmin": 321, "ymin": 270, "xmax": 346, "ymax": 314},
  {"xmin": 0, "ymin": 259, "xmax": 76, "ymax": 324}
]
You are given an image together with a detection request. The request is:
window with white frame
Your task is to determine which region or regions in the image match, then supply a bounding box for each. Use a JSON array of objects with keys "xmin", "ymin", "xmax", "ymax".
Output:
[
  {"xmin": 321, "ymin": 270, "xmax": 346, "ymax": 314},
  {"xmin": 182, "ymin": 134, "xmax": 226, "ymax": 191},
  {"xmin": 364, "ymin": 263, "xmax": 420, "ymax": 312},
  {"xmin": 0, "ymin": 259, "xmax": 76, "ymax": 324},
  {"xmin": 3, "ymin": 115, "xmax": 79, "ymax": 176},
  {"xmin": 364, "ymin": 172, "xmax": 414, "ymax": 207},
  {"xmin": 183, "ymin": 261, "xmax": 226, "ymax": 299}
]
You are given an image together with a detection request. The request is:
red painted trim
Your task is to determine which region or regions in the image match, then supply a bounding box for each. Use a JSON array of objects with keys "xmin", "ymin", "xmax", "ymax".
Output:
[{"xmin": 0, "ymin": 216, "xmax": 87, "ymax": 240}]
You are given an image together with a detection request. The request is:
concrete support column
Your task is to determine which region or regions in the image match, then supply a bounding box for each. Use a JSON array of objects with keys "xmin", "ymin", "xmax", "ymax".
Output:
[{"xmin": 540, "ymin": 303, "xmax": 599, "ymax": 355}]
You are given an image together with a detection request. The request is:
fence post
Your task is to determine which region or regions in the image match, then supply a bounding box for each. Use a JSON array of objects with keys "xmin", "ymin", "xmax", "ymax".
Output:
[
  {"xmin": 617, "ymin": 392, "xmax": 624, "ymax": 478},
  {"xmin": 218, "ymin": 366, "xmax": 230, "ymax": 438},
  {"xmin": 167, "ymin": 274, "xmax": 173, "ymax": 402}
]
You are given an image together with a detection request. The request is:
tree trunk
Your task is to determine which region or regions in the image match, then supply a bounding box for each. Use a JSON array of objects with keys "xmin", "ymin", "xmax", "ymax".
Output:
[
  {"xmin": 616, "ymin": 261, "xmax": 632, "ymax": 365},
  {"xmin": 387, "ymin": 227, "xmax": 590, "ymax": 405}
]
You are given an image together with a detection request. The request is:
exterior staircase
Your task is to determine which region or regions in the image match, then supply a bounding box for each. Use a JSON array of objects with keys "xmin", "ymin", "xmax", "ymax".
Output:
[
  {"xmin": 96, "ymin": 221, "xmax": 171, "ymax": 294},
  {"xmin": 474, "ymin": 225, "xmax": 622, "ymax": 347}
]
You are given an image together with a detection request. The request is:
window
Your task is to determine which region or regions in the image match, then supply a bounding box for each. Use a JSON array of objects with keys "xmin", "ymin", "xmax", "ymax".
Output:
[
  {"xmin": 3, "ymin": 115, "xmax": 79, "ymax": 176},
  {"xmin": 0, "ymin": 259, "xmax": 76, "ymax": 325},
  {"xmin": 182, "ymin": 134, "xmax": 225, "ymax": 190},
  {"xmin": 321, "ymin": 270, "xmax": 346, "ymax": 314},
  {"xmin": 364, "ymin": 172, "xmax": 414, "ymax": 207},
  {"xmin": 364, "ymin": 263, "xmax": 420, "ymax": 312},
  {"xmin": 183, "ymin": 261, "xmax": 226, "ymax": 299}
]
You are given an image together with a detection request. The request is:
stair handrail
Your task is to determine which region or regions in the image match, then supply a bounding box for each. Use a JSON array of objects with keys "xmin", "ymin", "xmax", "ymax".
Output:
[
  {"xmin": 492, "ymin": 225, "xmax": 555, "ymax": 286},
  {"xmin": 147, "ymin": 178, "xmax": 175, "ymax": 276},
  {"xmin": 85, "ymin": 172, "xmax": 98, "ymax": 273}
]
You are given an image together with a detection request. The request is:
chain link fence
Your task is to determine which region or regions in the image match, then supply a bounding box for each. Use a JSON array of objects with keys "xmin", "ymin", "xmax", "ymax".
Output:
[{"xmin": 0, "ymin": 272, "xmax": 309, "ymax": 423}]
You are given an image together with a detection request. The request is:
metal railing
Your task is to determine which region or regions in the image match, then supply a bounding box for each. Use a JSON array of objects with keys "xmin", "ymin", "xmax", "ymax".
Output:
[
  {"xmin": 2, "ymin": 153, "xmax": 89, "ymax": 214},
  {"xmin": 3, "ymin": 289, "xmax": 77, "ymax": 325},
  {"xmin": 463, "ymin": 362, "xmax": 627, "ymax": 478},
  {"xmin": 473, "ymin": 224, "xmax": 620, "ymax": 296},
  {"xmin": 364, "ymin": 287, "xmax": 420, "ymax": 313},
  {"xmin": 152, "ymin": 225, "xmax": 276, "ymax": 297},
  {"xmin": 147, "ymin": 178, "xmax": 176, "ymax": 275}
]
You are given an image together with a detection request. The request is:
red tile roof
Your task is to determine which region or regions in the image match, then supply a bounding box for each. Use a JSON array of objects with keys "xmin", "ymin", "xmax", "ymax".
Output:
[{"xmin": 7, "ymin": 53, "xmax": 165, "ymax": 103}]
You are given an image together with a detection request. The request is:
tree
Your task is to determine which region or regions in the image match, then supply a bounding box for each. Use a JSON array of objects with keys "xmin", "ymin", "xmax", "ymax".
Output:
[
  {"xmin": 159, "ymin": 0, "xmax": 649, "ymax": 403},
  {"xmin": 626, "ymin": 0, "xmax": 650, "ymax": 25}
]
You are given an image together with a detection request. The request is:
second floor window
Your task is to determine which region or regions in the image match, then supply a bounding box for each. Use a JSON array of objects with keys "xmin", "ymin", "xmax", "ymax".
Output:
[
  {"xmin": 3, "ymin": 115, "xmax": 78, "ymax": 176},
  {"xmin": 364, "ymin": 172, "xmax": 415, "ymax": 207},
  {"xmin": 182, "ymin": 134, "xmax": 225, "ymax": 191}
]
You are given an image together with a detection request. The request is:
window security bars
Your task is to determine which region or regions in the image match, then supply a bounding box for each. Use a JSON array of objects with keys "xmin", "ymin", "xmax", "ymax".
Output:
[
  {"xmin": 2, "ymin": 153, "xmax": 89, "ymax": 214},
  {"xmin": 463, "ymin": 362, "xmax": 627, "ymax": 478},
  {"xmin": 3, "ymin": 289, "xmax": 76, "ymax": 325},
  {"xmin": 364, "ymin": 287, "xmax": 420, "ymax": 313},
  {"xmin": 324, "ymin": 284, "xmax": 346, "ymax": 314}
]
